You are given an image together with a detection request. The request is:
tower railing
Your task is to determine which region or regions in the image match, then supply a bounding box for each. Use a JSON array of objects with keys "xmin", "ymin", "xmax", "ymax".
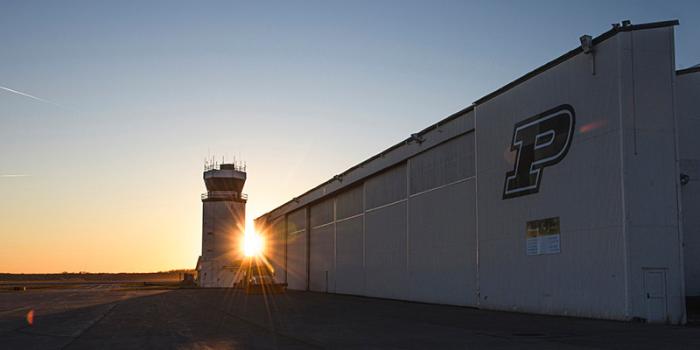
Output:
[{"xmin": 201, "ymin": 192, "xmax": 248, "ymax": 201}]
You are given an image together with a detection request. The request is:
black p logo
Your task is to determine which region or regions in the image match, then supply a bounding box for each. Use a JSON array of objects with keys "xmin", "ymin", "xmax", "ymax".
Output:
[{"xmin": 503, "ymin": 105, "xmax": 575, "ymax": 199}]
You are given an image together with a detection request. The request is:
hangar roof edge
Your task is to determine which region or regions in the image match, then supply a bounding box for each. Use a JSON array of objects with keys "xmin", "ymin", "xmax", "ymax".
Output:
[
  {"xmin": 473, "ymin": 20, "xmax": 679, "ymax": 105},
  {"xmin": 677, "ymin": 66, "xmax": 700, "ymax": 76}
]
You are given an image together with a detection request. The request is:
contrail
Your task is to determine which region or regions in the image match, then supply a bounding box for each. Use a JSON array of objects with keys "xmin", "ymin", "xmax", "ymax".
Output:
[
  {"xmin": 0, "ymin": 174, "xmax": 31, "ymax": 178},
  {"xmin": 0, "ymin": 85, "xmax": 63, "ymax": 107}
]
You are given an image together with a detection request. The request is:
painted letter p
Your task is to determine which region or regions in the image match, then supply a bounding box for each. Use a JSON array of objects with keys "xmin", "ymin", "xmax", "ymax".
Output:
[{"xmin": 503, "ymin": 105, "xmax": 575, "ymax": 199}]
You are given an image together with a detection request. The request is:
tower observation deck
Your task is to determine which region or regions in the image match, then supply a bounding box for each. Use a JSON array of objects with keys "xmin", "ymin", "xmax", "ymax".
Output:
[{"xmin": 196, "ymin": 161, "xmax": 247, "ymax": 288}]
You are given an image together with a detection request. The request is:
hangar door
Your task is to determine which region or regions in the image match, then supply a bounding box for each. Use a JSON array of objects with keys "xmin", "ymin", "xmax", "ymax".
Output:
[
  {"xmin": 286, "ymin": 209, "xmax": 308, "ymax": 290},
  {"xmin": 364, "ymin": 164, "xmax": 409, "ymax": 300},
  {"xmin": 267, "ymin": 217, "xmax": 286, "ymax": 284},
  {"xmin": 644, "ymin": 269, "xmax": 668, "ymax": 323},
  {"xmin": 335, "ymin": 185, "xmax": 365, "ymax": 296},
  {"xmin": 407, "ymin": 133, "xmax": 477, "ymax": 306},
  {"xmin": 310, "ymin": 198, "xmax": 335, "ymax": 293}
]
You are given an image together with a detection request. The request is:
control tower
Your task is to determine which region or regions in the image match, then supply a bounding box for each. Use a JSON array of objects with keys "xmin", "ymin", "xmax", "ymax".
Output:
[{"xmin": 196, "ymin": 161, "xmax": 247, "ymax": 288}]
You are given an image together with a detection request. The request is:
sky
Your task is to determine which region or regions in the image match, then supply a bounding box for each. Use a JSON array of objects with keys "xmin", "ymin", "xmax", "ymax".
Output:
[{"xmin": 1, "ymin": 0, "xmax": 699, "ymax": 273}]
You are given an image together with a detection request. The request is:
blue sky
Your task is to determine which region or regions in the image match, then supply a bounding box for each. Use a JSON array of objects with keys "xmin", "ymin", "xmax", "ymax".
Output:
[{"xmin": 1, "ymin": 0, "xmax": 698, "ymax": 272}]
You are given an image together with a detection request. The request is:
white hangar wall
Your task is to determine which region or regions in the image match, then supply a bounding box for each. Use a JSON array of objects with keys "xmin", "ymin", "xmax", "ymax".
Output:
[
  {"xmin": 254, "ymin": 21, "xmax": 692, "ymax": 324},
  {"xmin": 475, "ymin": 25, "xmax": 684, "ymax": 323},
  {"xmin": 677, "ymin": 69, "xmax": 700, "ymax": 296},
  {"xmin": 474, "ymin": 29, "xmax": 627, "ymax": 319},
  {"xmin": 618, "ymin": 27, "xmax": 684, "ymax": 324}
]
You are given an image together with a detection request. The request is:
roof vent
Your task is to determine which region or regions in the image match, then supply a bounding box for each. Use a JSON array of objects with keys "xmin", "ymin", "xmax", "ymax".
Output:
[
  {"xmin": 621, "ymin": 20, "xmax": 632, "ymax": 27},
  {"xmin": 409, "ymin": 133, "xmax": 425, "ymax": 144},
  {"xmin": 580, "ymin": 35, "xmax": 594, "ymax": 54},
  {"xmin": 580, "ymin": 34, "xmax": 596, "ymax": 75}
]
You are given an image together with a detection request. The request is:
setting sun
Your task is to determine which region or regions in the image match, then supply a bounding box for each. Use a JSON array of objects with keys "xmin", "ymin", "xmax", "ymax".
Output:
[{"xmin": 242, "ymin": 230, "xmax": 264, "ymax": 257}]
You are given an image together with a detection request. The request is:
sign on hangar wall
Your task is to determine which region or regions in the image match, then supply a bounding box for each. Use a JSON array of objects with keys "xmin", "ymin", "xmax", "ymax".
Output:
[{"xmin": 526, "ymin": 217, "xmax": 561, "ymax": 256}]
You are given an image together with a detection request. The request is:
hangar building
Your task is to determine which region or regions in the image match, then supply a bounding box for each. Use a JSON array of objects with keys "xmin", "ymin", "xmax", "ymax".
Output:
[{"xmin": 255, "ymin": 20, "xmax": 699, "ymax": 324}]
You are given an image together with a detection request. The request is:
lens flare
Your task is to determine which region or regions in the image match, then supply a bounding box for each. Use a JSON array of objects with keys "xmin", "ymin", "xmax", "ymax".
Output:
[
  {"xmin": 26, "ymin": 309, "xmax": 34, "ymax": 326},
  {"xmin": 242, "ymin": 230, "xmax": 263, "ymax": 257}
]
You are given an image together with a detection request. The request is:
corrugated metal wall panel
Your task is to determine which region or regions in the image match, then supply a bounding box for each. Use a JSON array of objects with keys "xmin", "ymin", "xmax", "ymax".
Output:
[
  {"xmin": 287, "ymin": 208, "xmax": 307, "ymax": 231},
  {"xmin": 365, "ymin": 202, "xmax": 408, "ymax": 300},
  {"xmin": 310, "ymin": 198, "xmax": 334, "ymax": 228},
  {"xmin": 408, "ymin": 180, "xmax": 477, "ymax": 306},
  {"xmin": 676, "ymin": 71, "xmax": 700, "ymax": 296},
  {"xmin": 409, "ymin": 133, "xmax": 475, "ymax": 194},
  {"xmin": 286, "ymin": 208, "xmax": 307, "ymax": 290},
  {"xmin": 310, "ymin": 224, "xmax": 335, "ymax": 292},
  {"xmin": 335, "ymin": 216, "xmax": 365, "ymax": 295},
  {"xmin": 336, "ymin": 185, "xmax": 363, "ymax": 220},
  {"xmin": 620, "ymin": 28, "xmax": 684, "ymax": 323},
  {"xmin": 268, "ymin": 217, "xmax": 287, "ymax": 283},
  {"xmin": 365, "ymin": 164, "xmax": 407, "ymax": 210}
]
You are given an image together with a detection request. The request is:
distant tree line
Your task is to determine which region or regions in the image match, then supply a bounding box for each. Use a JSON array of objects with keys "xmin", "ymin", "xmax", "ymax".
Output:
[{"xmin": 0, "ymin": 269, "xmax": 196, "ymax": 282}]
